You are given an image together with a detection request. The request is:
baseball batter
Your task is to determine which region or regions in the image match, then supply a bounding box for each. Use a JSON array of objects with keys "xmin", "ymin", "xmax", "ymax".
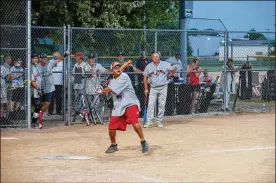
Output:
[
  {"xmin": 97, "ymin": 61, "xmax": 149, "ymax": 154},
  {"xmin": 143, "ymin": 51, "xmax": 177, "ymax": 128}
]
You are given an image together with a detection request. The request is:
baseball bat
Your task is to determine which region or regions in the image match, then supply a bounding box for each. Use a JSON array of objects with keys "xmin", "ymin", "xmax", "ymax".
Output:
[
  {"xmin": 142, "ymin": 96, "xmax": 148, "ymax": 125},
  {"xmin": 232, "ymin": 76, "xmax": 241, "ymax": 111},
  {"xmin": 101, "ymin": 60, "xmax": 133, "ymax": 87}
]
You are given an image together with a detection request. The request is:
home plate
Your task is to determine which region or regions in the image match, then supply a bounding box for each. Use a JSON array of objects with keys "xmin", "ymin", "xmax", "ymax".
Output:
[{"xmin": 40, "ymin": 155, "xmax": 96, "ymax": 160}]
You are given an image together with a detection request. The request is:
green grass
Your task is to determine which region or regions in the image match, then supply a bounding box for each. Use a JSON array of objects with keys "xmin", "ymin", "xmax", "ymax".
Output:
[{"xmin": 238, "ymin": 98, "xmax": 275, "ymax": 104}]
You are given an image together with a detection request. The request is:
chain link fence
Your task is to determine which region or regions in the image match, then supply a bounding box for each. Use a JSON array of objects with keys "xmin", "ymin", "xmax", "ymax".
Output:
[
  {"xmin": 31, "ymin": 26, "xmax": 66, "ymax": 124},
  {"xmin": 0, "ymin": 0, "xmax": 27, "ymax": 127},
  {"xmin": 66, "ymin": 27, "xmax": 275, "ymax": 126},
  {"xmin": 1, "ymin": 24, "xmax": 275, "ymax": 128}
]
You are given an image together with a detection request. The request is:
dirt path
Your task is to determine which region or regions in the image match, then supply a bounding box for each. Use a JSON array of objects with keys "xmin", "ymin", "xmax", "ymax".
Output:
[{"xmin": 1, "ymin": 112, "xmax": 275, "ymax": 182}]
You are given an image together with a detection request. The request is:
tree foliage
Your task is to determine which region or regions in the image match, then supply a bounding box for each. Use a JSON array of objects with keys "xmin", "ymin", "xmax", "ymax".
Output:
[
  {"xmin": 243, "ymin": 28, "xmax": 267, "ymax": 40},
  {"xmin": 30, "ymin": 0, "xmax": 194, "ymax": 57},
  {"xmin": 32, "ymin": 0, "xmax": 179, "ymax": 29}
]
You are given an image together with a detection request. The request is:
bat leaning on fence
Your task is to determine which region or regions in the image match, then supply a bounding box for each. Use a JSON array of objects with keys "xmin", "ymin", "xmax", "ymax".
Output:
[
  {"xmin": 142, "ymin": 96, "xmax": 148, "ymax": 125},
  {"xmin": 232, "ymin": 76, "xmax": 241, "ymax": 111}
]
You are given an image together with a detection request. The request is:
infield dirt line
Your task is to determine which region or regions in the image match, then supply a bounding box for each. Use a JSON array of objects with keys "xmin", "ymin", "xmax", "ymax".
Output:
[
  {"xmin": 1, "ymin": 137, "xmax": 19, "ymax": 140},
  {"xmin": 196, "ymin": 146, "xmax": 275, "ymax": 153}
]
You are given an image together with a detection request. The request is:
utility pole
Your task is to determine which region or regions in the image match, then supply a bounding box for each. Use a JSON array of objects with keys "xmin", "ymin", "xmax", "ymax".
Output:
[{"xmin": 180, "ymin": 0, "xmax": 193, "ymax": 83}]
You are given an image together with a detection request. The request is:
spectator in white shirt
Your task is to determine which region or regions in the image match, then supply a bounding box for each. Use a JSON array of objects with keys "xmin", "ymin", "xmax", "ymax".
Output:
[
  {"xmin": 165, "ymin": 51, "xmax": 184, "ymax": 83},
  {"xmin": 48, "ymin": 51, "xmax": 63, "ymax": 115}
]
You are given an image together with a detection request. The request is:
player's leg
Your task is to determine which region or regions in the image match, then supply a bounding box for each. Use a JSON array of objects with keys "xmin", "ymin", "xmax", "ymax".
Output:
[
  {"xmin": 144, "ymin": 87, "xmax": 158, "ymax": 128},
  {"xmin": 55, "ymin": 85, "xmax": 63, "ymax": 115},
  {"xmin": 105, "ymin": 115, "xmax": 124, "ymax": 153},
  {"xmin": 39, "ymin": 92, "xmax": 52, "ymax": 129},
  {"xmin": 105, "ymin": 129, "xmax": 119, "ymax": 153},
  {"xmin": 225, "ymin": 90, "xmax": 230, "ymax": 111},
  {"xmin": 31, "ymin": 97, "xmax": 41, "ymax": 127},
  {"xmin": 109, "ymin": 129, "xmax": 116, "ymax": 144},
  {"xmin": 9, "ymin": 90, "xmax": 17, "ymax": 119},
  {"xmin": 156, "ymin": 85, "xmax": 168, "ymax": 127},
  {"xmin": 124, "ymin": 105, "xmax": 149, "ymax": 153},
  {"xmin": 191, "ymin": 86, "xmax": 199, "ymax": 113},
  {"xmin": 132, "ymin": 123, "xmax": 149, "ymax": 153}
]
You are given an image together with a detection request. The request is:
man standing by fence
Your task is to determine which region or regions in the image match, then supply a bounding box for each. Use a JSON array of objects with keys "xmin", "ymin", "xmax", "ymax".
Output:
[
  {"xmin": 220, "ymin": 58, "xmax": 235, "ymax": 112},
  {"xmin": 37, "ymin": 51, "xmax": 69, "ymax": 129},
  {"xmin": 0, "ymin": 62, "xmax": 11, "ymax": 123},
  {"xmin": 84, "ymin": 53, "xmax": 110, "ymax": 115},
  {"xmin": 117, "ymin": 52, "xmax": 141, "ymax": 90},
  {"xmin": 143, "ymin": 51, "xmax": 177, "ymax": 128},
  {"xmin": 48, "ymin": 51, "xmax": 63, "ymax": 116},
  {"xmin": 72, "ymin": 52, "xmax": 87, "ymax": 117},
  {"xmin": 187, "ymin": 57, "xmax": 201, "ymax": 114},
  {"xmin": 165, "ymin": 51, "xmax": 184, "ymax": 82},
  {"xmin": 30, "ymin": 53, "xmax": 42, "ymax": 127}
]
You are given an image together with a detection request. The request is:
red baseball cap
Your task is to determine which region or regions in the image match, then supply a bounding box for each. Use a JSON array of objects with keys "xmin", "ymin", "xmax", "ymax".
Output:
[
  {"xmin": 74, "ymin": 52, "xmax": 83, "ymax": 57},
  {"xmin": 110, "ymin": 61, "xmax": 122, "ymax": 69}
]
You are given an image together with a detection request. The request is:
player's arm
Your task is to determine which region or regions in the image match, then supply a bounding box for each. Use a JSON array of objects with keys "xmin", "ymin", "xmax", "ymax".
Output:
[
  {"xmin": 195, "ymin": 66, "xmax": 201, "ymax": 77},
  {"xmin": 6, "ymin": 73, "xmax": 12, "ymax": 81},
  {"xmin": 187, "ymin": 65, "xmax": 192, "ymax": 71},
  {"xmin": 101, "ymin": 87, "xmax": 112, "ymax": 95},
  {"xmin": 56, "ymin": 50, "xmax": 70, "ymax": 63},
  {"xmin": 31, "ymin": 81, "xmax": 40, "ymax": 89},
  {"xmin": 168, "ymin": 66, "xmax": 177, "ymax": 78},
  {"xmin": 143, "ymin": 66, "xmax": 150, "ymax": 96},
  {"xmin": 129, "ymin": 64, "xmax": 141, "ymax": 72},
  {"xmin": 143, "ymin": 75, "xmax": 149, "ymax": 90}
]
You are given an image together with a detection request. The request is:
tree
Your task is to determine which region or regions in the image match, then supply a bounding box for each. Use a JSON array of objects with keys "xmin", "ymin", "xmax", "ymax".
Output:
[
  {"xmin": 243, "ymin": 28, "xmax": 267, "ymax": 40},
  {"xmin": 32, "ymin": 0, "xmax": 145, "ymax": 28}
]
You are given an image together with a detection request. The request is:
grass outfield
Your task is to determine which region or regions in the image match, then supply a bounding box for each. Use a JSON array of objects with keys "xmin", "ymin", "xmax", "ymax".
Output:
[{"xmin": 198, "ymin": 60, "xmax": 273, "ymax": 71}]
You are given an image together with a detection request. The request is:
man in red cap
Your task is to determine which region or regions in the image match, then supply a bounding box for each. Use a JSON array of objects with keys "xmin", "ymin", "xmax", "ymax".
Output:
[
  {"xmin": 72, "ymin": 52, "xmax": 87, "ymax": 119},
  {"xmin": 96, "ymin": 61, "xmax": 149, "ymax": 154}
]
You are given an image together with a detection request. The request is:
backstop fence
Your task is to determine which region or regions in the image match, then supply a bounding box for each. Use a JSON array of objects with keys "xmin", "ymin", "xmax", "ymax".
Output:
[{"xmin": 1, "ymin": 25, "xmax": 275, "ymax": 128}]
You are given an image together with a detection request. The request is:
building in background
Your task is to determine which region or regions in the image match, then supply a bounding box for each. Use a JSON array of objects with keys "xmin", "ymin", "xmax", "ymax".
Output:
[{"xmin": 219, "ymin": 39, "xmax": 272, "ymax": 61}]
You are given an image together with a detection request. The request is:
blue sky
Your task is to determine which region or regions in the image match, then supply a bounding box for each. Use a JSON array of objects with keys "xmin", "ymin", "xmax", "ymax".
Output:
[{"xmin": 189, "ymin": 1, "xmax": 275, "ymax": 32}]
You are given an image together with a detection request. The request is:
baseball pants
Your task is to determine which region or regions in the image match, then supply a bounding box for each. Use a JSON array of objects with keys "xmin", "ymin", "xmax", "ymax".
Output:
[{"xmin": 146, "ymin": 84, "xmax": 168, "ymax": 124}]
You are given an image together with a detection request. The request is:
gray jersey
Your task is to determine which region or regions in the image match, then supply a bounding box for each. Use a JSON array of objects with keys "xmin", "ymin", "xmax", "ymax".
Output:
[
  {"xmin": 165, "ymin": 57, "xmax": 183, "ymax": 78},
  {"xmin": 220, "ymin": 65, "xmax": 235, "ymax": 93},
  {"xmin": 0, "ymin": 65, "xmax": 10, "ymax": 103},
  {"xmin": 108, "ymin": 73, "xmax": 140, "ymax": 116},
  {"xmin": 52, "ymin": 60, "xmax": 63, "ymax": 85},
  {"xmin": 37, "ymin": 60, "xmax": 57, "ymax": 94},
  {"xmin": 1, "ymin": 65, "xmax": 10, "ymax": 90},
  {"xmin": 84, "ymin": 63, "xmax": 106, "ymax": 95},
  {"xmin": 10, "ymin": 66, "xmax": 24, "ymax": 88},
  {"xmin": 72, "ymin": 62, "xmax": 86, "ymax": 90},
  {"xmin": 143, "ymin": 61, "xmax": 174, "ymax": 87},
  {"xmin": 31, "ymin": 64, "xmax": 42, "ymax": 98}
]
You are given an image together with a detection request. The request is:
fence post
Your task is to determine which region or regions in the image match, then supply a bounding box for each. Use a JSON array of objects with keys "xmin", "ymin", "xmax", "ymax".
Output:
[
  {"xmin": 231, "ymin": 41, "xmax": 233, "ymax": 60},
  {"xmin": 63, "ymin": 25, "xmax": 66, "ymax": 122},
  {"xmin": 27, "ymin": 0, "xmax": 32, "ymax": 128},
  {"xmin": 154, "ymin": 30, "xmax": 157, "ymax": 52},
  {"xmin": 67, "ymin": 25, "xmax": 72, "ymax": 125},
  {"xmin": 223, "ymin": 31, "xmax": 228, "ymax": 112}
]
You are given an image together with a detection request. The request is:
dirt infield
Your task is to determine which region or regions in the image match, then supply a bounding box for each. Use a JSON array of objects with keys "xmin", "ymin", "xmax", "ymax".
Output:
[{"xmin": 1, "ymin": 112, "xmax": 275, "ymax": 182}]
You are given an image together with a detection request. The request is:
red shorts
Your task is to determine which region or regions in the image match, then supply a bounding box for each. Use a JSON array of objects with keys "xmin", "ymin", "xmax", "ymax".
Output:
[{"xmin": 109, "ymin": 105, "xmax": 139, "ymax": 131}]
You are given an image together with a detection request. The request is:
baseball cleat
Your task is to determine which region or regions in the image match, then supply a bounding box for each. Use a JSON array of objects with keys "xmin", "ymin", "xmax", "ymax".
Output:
[
  {"xmin": 143, "ymin": 123, "xmax": 152, "ymax": 128},
  {"xmin": 141, "ymin": 140, "xmax": 149, "ymax": 153},
  {"xmin": 157, "ymin": 123, "xmax": 163, "ymax": 128},
  {"xmin": 105, "ymin": 144, "xmax": 119, "ymax": 154}
]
